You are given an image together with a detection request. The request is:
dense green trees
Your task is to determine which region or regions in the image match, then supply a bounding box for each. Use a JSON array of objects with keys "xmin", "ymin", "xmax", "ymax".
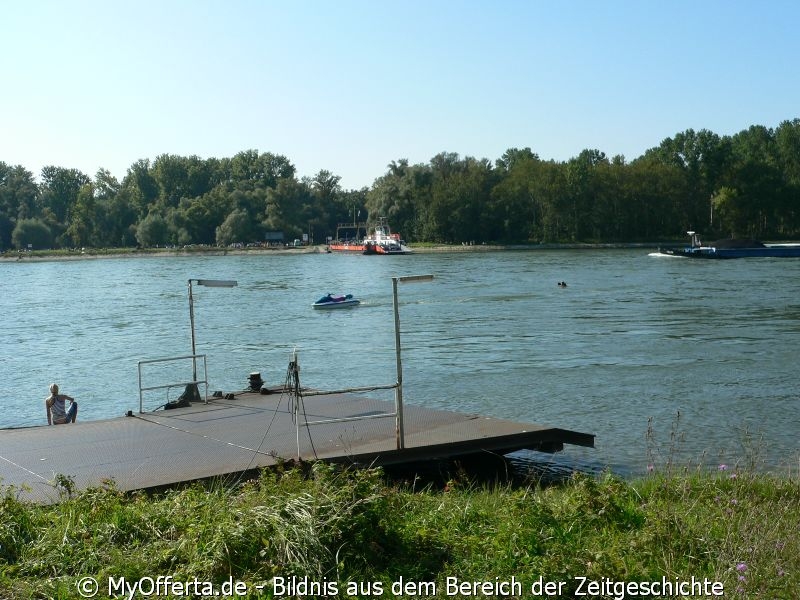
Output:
[{"xmin": 2, "ymin": 120, "xmax": 800, "ymax": 252}]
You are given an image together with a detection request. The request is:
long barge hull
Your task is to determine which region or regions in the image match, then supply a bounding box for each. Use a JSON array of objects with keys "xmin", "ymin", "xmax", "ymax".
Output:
[{"xmin": 660, "ymin": 246, "xmax": 800, "ymax": 259}]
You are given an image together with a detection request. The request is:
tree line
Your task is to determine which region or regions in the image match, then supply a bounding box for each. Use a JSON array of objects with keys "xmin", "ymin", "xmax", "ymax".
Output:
[{"xmin": 2, "ymin": 119, "xmax": 800, "ymax": 252}]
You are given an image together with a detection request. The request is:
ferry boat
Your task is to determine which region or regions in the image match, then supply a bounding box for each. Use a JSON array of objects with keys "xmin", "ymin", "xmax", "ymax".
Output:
[
  {"xmin": 658, "ymin": 231, "xmax": 800, "ymax": 259},
  {"xmin": 328, "ymin": 218, "xmax": 412, "ymax": 255}
]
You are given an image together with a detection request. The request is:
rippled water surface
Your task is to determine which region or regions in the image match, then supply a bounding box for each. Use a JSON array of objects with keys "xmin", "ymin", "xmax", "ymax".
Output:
[{"xmin": 2, "ymin": 249, "xmax": 799, "ymax": 474}]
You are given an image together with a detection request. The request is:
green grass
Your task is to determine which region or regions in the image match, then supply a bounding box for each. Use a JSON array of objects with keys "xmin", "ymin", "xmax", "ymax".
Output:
[{"xmin": 1, "ymin": 462, "xmax": 798, "ymax": 599}]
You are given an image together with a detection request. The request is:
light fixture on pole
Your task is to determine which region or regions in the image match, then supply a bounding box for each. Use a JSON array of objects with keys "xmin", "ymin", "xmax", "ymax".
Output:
[
  {"xmin": 188, "ymin": 278, "xmax": 238, "ymax": 382},
  {"xmin": 392, "ymin": 274, "xmax": 434, "ymax": 449}
]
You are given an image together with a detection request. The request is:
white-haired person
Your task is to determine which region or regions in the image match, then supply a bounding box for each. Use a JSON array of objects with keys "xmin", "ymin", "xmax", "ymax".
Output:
[{"xmin": 45, "ymin": 383, "xmax": 78, "ymax": 425}]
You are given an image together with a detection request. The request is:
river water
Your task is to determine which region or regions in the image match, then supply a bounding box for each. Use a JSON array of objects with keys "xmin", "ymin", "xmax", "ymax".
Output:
[{"xmin": 2, "ymin": 249, "xmax": 799, "ymax": 475}]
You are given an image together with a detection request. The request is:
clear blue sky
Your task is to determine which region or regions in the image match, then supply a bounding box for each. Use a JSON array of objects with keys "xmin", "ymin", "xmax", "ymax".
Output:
[{"xmin": 2, "ymin": 0, "xmax": 798, "ymax": 190}]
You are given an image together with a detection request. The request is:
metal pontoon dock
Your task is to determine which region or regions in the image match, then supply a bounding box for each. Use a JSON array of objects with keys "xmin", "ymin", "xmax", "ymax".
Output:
[{"xmin": 0, "ymin": 388, "xmax": 594, "ymax": 503}]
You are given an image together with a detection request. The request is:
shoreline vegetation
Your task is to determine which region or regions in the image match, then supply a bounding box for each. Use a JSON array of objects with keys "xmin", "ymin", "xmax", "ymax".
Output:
[
  {"xmin": 5, "ymin": 122, "xmax": 800, "ymax": 264},
  {"xmin": 0, "ymin": 241, "xmax": 664, "ymax": 262},
  {"xmin": 1, "ymin": 463, "xmax": 797, "ymax": 599}
]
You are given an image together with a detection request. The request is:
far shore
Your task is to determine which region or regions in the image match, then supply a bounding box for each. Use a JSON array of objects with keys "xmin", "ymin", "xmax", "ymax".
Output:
[{"xmin": 0, "ymin": 242, "xmax": 661, "ymax": 263}]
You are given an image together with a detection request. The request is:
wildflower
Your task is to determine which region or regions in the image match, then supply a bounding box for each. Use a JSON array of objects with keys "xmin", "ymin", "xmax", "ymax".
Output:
[
  {"xmin": 736, "ymin": 562, "xmax": 747, "ymax": 572},
  {"xmin": 729, "ymin": 472, "xmax": 738, "ymax": 479},
  {"xmin": 647, "ymin": 465, "xmax": 654, "ymax": 473},
  {"xmin": 718, "ymin": 464, "xmax": 728, "ymax": 471}
]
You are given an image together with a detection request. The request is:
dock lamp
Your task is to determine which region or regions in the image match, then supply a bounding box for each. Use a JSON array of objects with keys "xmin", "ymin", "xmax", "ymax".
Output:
[
  {"xmin": 188, "ymin": 279, "xmax": 238, "ymax": 382},
  {"xmin": 392, "ymin": 274, "xmax": 434, "ymax": 449}
]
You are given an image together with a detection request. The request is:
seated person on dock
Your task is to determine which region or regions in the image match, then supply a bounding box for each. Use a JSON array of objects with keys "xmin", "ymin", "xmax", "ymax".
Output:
[{"xmin": 45, "ymin": 383, "xmax": 78, "ymax": 425}]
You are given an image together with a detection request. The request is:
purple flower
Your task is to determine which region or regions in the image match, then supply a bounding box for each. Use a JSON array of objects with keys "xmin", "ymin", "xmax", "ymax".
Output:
[
  {"xmin": 736, "ymin": 562, "xmax": 747, "ymax": 572},
  {"xmin": 729, "ymin": 472, "xmax": 738, "ymax": 479},
  {"xmin": 719, "ymin": 464, "xmax": 728, "ymax": 471},
  {"xmin": 647, "ymin": 465, "xmax": 654, "ymax": 473}
]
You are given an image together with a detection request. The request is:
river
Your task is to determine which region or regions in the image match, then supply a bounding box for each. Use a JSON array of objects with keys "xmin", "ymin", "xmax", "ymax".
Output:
[{"xmin": 2, "ymin": 248, "xmax": 798, "ymax": 475}]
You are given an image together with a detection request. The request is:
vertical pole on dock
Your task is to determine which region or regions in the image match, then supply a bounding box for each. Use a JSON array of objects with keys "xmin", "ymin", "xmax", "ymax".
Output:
[
  {"xmin": 187, "ymin": 278, "xmax": 238, "ymax": 384},
  {"xmin": 392, "ymin": 277, "xmax": 405, "ymax": 449},
  {"xmin": 188, "ymin": 280, "xmax": 197, "ymax": 382},
  {"xmin": 392, "ymin": 274, "xmax": 434, "ymax": 451}
]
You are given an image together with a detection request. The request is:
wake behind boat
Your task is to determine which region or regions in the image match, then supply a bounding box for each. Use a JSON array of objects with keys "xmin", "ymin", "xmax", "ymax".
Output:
[
  {"xmin": 312, "ymin": 293, "xmax": 361, "ymax": 309},
  {"xmin": 658, "ymin": 231, "xmax": 800, "ymax": 259}
]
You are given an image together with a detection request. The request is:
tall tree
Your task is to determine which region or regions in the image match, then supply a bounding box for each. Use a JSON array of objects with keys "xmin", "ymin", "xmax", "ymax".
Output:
[
  {"xmin": 564, "ymin": 150, "xmax": 609, "ymax": 241},
  {"xmin": 65, "ymin": 183, "xmax": 97, "ymax": 247},
  {"xmin": 93, "ymin": 168, "xmax": 121, "ymax": 201},
  {"xmin": 98, "ymin": 190, "xmax": 139, "ymax": 247},
  {"xmin": 123, "ymin": 159, "xmax": 159, "ymax": 217},
  {"xmin": 38, "ymin": 166, "xmax": 90, "ymax": 225},
  {"xmin": 489, "ymin": 153, "xmax": 543, "ymax": 242},
  {"xmin": 263, "ymin": 177, "xmax": 313, "ymax": 240},
  {"xmin": 135, "ymin": 212, "xmax": 171, "ymax": 247},
  {"xmin": 152, "ymin": 154, "xmax": 191, "ymax": 207},
  {"xmin": 216, "ymin": 208, "xmax": 254, "ymax": 246},
  {"xmin": 230, "ymin": 150, "xmax": 296, "ymax": 188},
  {"xmin": 644, "ymin": 129, "xmax": 730, "ymax": 233},
  {"xmin": 495, "ymin": 147, "xmax": 539, "ymax": 172},
  {"xmin": 0, "ymin": 163, "xmax": 39, "ymax": 248},
  {"xmin": 12, "ymin": 218, "xmax": 52, "ymax": 250},
  {"xmin": 775, "ymin": 119, "xmax": 800, "ymax": 186},
  {"xmin": 367, "ymin": 160, "xmax": 431, "ymax": 242}
]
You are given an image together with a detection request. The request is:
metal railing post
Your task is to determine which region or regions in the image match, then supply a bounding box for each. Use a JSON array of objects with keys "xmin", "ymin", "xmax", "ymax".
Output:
[
  {"xmin": 392, "ymin": 276, "xmax": 405, "ymax": 449},
  {"xmin": 137, "ymin": 354, "xmax": 209, "ymax": 413}
]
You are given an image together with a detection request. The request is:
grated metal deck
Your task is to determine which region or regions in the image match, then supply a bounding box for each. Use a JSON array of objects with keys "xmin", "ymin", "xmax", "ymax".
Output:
[{"xmin": 0, "ymin": 389, "xmax": 593, "ymax": 503}]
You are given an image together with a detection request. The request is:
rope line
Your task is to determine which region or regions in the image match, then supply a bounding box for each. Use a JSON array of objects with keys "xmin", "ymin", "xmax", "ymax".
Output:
[{"xmin": 131, "ymin": 414, "xmax": 276, "ymax": 457}]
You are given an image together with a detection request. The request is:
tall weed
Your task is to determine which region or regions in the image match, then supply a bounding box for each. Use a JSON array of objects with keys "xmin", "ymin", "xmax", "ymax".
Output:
[{"xmin": 1, "ymin": 458, "xmax": 798, "ymax": 599}]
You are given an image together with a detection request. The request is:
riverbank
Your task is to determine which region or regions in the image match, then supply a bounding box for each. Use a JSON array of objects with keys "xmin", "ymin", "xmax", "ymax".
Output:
[
  {"xmin": 0, "ymin": 245, "xmax": 324, "ymax": 262},
  {"xmin": 1, "ymin": 464, "xmax": 797, "ymax": 599},
  {"xmin": 0, "ymin": 242, "xmax": 660, "ymax": 262}
]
